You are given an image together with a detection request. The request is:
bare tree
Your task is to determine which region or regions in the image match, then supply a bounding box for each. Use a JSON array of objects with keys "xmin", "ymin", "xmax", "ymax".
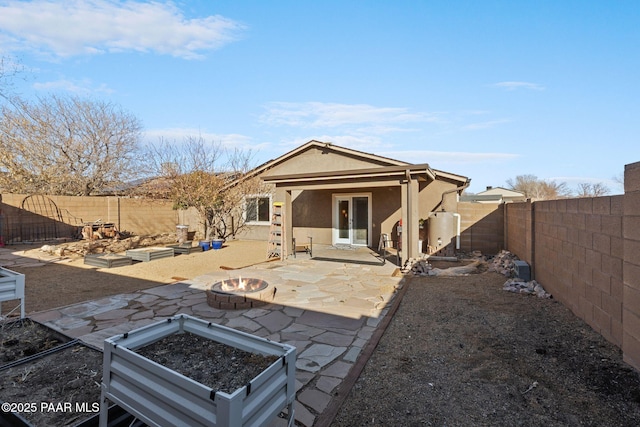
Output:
[
  {"xmin": 506, "ymin": 174, "xmax": 571, "ymax": 200},
  {"xmin": 0, "ymin": 94, "xmax": 143, "ymax": 195},
  {"xmin": 0, "ymin": 56, "xmax": 23, "ymax": 102},
  {"xmin": 613, "ymin": 173, "xmax": 624, "ymax": 188},
  {"xmin": 146, "ymin": 136, "xmax": 268, "ymax": 240},
  {"xmin": 506, "ymin": 174, "xmax": 539, "ymax": 199},
  {"xmin": 575, "ymin": 182, "xmax": 610, "ymax": 197}
]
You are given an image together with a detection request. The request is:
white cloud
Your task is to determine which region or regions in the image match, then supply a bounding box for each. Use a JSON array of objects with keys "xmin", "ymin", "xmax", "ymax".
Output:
[
  {"xmin": 0, "ymin": 0, "xmax": 245, "ymax": 59},
  {"xmin": 260, "ymin": 102, "xmax": 444, "ymax": 129},
  {"xmin": 143, "ymin": 127, "xmax": 258, "ymax": 150},
  {"xmin": 492, "ymin": 81, "xmax": 545, "ymax": 91},
  {"xmin": 463, "ymin": 119, "xmax": 511, "ymax": 130},
  {"xmin": 33, "ymin": 78, "xmax": 113, "ymax": 94},
  {"xmin": 260, "ymin": 102, "xmax": 515, "ymax": 143},
  {"xmin": 379, "ymin": 150, "xmax": 520, "ymax": 165}
]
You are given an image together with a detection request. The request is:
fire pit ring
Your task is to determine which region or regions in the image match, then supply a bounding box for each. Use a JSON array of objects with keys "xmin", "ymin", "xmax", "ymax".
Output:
[
  {"xmin": 211, "ymin": 277, "xmax": 268, "ymax": 294},
  {"xmin": 206, "ymin": 277, "xmax": 276, "ymax": 310}
]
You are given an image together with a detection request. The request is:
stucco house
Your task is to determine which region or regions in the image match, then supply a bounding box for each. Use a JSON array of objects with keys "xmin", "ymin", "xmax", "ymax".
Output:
[{"xmin": 237, "ymin": 140, "xmax": 469, "ymax": 260}]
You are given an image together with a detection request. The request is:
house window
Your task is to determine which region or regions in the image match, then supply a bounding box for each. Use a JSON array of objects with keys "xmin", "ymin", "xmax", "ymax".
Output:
[{"xmin": 245, "ymin": 196, "xmax": 271, "ymax": 223}]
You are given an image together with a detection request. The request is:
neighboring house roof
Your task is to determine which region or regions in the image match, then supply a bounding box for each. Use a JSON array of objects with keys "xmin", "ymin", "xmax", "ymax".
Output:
[
  {"xmin": 461, "ymin": 186, "xmax": 526, "ymax": 203},
  {"xmin": 478, "ymin": 186, "xmax": 525, "ymax": 197}
]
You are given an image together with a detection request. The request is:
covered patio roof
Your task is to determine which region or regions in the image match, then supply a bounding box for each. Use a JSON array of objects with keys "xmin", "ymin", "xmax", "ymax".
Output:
[{"xmin": 262, "ymin": 163, "xmax": 436, "ymax": 190}]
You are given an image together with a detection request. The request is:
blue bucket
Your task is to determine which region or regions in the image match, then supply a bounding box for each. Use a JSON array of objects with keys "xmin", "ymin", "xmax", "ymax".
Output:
[
  {"xmin": 199, "ymin": 240, "xmax": 211, "ymax": 251},
  {"xmin": 211, "ymin": 239, "xmax": 223, "ymax": 250}
]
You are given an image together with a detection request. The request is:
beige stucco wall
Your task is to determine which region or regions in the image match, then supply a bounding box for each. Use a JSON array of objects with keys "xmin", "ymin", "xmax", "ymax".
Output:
[
  {"xmin": 235, "ymin": 143, "xmax": 467, "ymax": 252},
  {"xmin": 236, "ymin": 179, "xmax": 463, "ymax": 250},
  {"xmin": 261, "ymin": 145, "xmax": 398, "ymax": 177}
]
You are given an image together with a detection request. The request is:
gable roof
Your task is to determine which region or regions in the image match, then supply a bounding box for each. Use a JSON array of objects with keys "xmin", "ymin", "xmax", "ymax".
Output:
[
  {"xmin": 247, "ymin": 140, "xmax": 468, "ymax": 185},
  {"xmin": 248, "ymin": 140, "xmax": 406, "ymax": 178},
  {"xmin": 460, "ymin": 186, "xmax": 526, "ymax": 203},
  {"xmin": 478, "ymin": 186, "xmax": 525, "ymax": 197}
]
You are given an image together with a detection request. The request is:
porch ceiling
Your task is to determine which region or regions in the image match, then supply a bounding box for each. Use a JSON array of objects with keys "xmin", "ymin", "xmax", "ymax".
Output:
[{"xmin": 262, "ymin": 163, "xmax": 435, "ymax": 190}]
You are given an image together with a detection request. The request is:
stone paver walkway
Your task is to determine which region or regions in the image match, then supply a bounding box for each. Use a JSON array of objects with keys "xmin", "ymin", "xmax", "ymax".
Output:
[{"xmin": 30, "ymin": 251, "xmax": 404, "ymax": 427}]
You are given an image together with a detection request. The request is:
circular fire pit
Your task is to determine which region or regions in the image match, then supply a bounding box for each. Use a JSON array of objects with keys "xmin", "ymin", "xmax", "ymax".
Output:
[{"xmin": 206, "ymin": 277, "xmax": 276, "ymax": 310}]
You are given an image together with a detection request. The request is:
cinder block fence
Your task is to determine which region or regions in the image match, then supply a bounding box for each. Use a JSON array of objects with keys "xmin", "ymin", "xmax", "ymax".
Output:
[
  {"xmin": 0, "ymin": 194, "xmax": 200, "ymax": 243},
  {"xmin": 505, "ymin": 161, "xmax": 640, "ymax": 371}
]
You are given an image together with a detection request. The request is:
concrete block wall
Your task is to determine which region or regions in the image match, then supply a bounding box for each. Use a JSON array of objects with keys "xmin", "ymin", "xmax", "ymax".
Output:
[
  {"xmin": 0, "ymin": 194, "xmax": 187, "ymax": 242},
  {"xmin": 532, "ymin": 196, "xmax": 624, "ymax": 347},
  {"xmin": 504, "ymin": 200, "xmax": 534, "ymax": 263},
  {"xmin": 457, "ymin": 202, "xmax": 504, "ymax": 255},
  {"xmin": 505, "ymin": 160, "xmax": 640, "ymax": 371},
  {"xmin": 623, "ymin": 161, "xmax": 640, "ymax": 369},
  {"xmin": 115, "ymin": 197, "xmax": 182, "ymax": 235}
]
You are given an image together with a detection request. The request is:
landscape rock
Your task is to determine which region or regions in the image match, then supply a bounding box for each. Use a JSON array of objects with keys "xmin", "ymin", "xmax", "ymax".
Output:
[
  {"xmin": 57, "ymin": 233, "xmax": 179, "ymax": 257},
  {"xmin": 503, "ymin": 278, "xmax": 551, "ymax": 298},
  {"xmin": 487, "ymin": 250, "xmax": 519, "ymax": 277},
  {"xmin": 401, "ymin": 258, "xmax": 433, "ymax": 275}
]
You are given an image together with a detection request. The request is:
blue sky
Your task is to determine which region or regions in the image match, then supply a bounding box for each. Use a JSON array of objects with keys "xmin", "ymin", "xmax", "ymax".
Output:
[{"xmin": 0, "ymin": 0, "xmax": 637, "ymax": 194}]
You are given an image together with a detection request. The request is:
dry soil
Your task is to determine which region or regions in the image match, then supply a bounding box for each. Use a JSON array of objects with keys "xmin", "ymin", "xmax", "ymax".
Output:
[
  {"xmin": 332, "ymin": 269, "xmax": 640, "ymax": 427},
  {"xmin": 2, "ymin": 240, "xmax": 640, "ymax": 426}
]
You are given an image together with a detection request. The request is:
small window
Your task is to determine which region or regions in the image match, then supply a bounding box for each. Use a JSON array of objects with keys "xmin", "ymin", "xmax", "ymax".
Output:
[{"xmin": 245, "ymin": 196, "xmax": 270, "ymax": 223}]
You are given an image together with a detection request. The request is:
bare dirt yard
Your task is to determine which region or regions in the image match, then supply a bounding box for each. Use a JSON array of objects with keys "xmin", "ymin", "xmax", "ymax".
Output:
[
  {"xmin": 2, "ymin": 238, "xmax": 640, "ymax": 426},
  {"xmin": 1, "ymin": 237, "xmax": 268, "ymax": 314},
  {"xmin": 1, "ymin": 237, "xmax": 272, "ymax": 425},
  {"xmin": 332, "ymin": 265, "xmax": 640, "ymax": 427}
]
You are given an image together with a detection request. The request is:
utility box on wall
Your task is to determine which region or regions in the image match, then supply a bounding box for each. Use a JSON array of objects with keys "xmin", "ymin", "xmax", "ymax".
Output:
[{"xmin": 514, "ymin": 260, "xmax": 531, "ymax": 282}]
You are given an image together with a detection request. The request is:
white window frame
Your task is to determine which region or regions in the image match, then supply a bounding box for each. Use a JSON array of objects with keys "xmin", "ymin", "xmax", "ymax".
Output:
[{"xmin": 244, "ymin": 194, "xmax": 272, "ymax": 224}]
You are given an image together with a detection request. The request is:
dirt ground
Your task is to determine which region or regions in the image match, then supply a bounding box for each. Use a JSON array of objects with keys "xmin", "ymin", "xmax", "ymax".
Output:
[
  {"xmin": 3, "ymin": 240, "xmax": 640, "ymax": 426},
  {"xmin": 137, "ymin": 332, "xmax": 279, "ymax": 394},
  {"xmin": 332, "ymin": 268, "xmax": 640, "ymax": 427},
  {"xmin": 1, "ymin": 237, "xmax": 273, "ymax": 425},
  {"xmin": 1, "ymin": 238, "xmax": 268, "ymax": 315},
  {"xmin": 0, "ymin": 339, "xmax": 103, "ymax": 426}
]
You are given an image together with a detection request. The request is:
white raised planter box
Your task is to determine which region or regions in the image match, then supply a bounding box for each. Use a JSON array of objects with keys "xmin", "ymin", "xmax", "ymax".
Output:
[
  {"xmin": 99, "ymin": 314, "xmax": 296, "ymax": 427},
  {"xmin": 0, "ymin": 267, "xmax": 25, "ymax": 319}
]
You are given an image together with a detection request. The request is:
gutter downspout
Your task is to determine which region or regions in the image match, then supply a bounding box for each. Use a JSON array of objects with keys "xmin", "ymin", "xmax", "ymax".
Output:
[
  {"xmin": 452, "ymin": 212, "xmax": 461, "ymax": 250},
  {"xmin": 440, "ymin": 179, "xmax": 471, "ymax": 209}
]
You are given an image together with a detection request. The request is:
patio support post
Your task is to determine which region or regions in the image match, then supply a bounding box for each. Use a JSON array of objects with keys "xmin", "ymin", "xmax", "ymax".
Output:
[
  {"xmin": 401, "ymin": 172, "xmax": 420, "ymax": 260},
  {"xmin": 284, "ymin": 190, "xmax": 293, "ymax": 258},
  {"xmin": 407, "ymin": 175, "xmax": 420, "ymax": 259},
  {"xmin": 401, "ymin": 178, "xmax": 409, "ymax": 260}
]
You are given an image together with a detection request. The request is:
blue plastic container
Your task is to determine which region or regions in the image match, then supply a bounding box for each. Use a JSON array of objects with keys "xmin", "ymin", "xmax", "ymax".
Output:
[
  {"xmin": 199, "ymin": 240, "xmax": 211, "ymax": 251},
  {"xmin": 211, "ymin": 239, "xmax": 223, "ymax": 250}
]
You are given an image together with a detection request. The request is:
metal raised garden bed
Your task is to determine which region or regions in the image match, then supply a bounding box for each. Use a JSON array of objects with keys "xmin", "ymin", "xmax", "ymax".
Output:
[
  {"xmin": 125, "ymin": 247, "xmax": 174, "ymax": 262},
  {"xmin": 100, "ymin": 314, "xmax": 297, "ymax": 427},
  {"xmin": 166, "ymin": 242, "xmax": 198, "ymax": 255},
  {"xmin": 84, "ymin": 253, "xmax": 133, "ymax": 268},
  {"xmin": 0, "ymin": 267, "xmax": 25, "ymax": 318}
]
